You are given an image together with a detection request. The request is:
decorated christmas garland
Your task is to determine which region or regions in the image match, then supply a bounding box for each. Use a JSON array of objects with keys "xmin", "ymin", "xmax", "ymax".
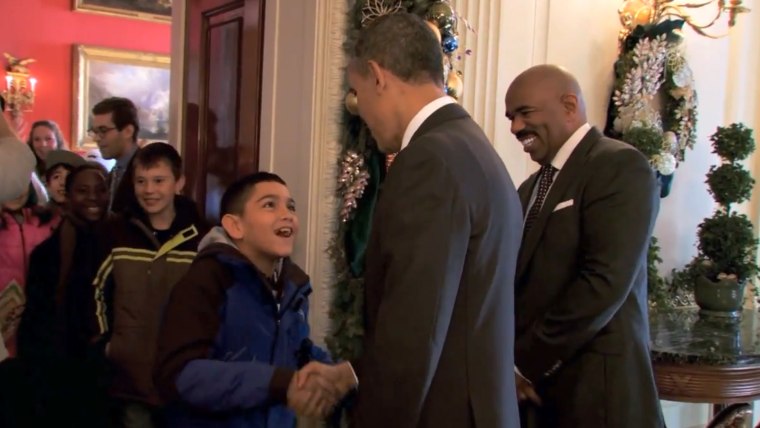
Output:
[
  {"xmin": 606, "ymin": 19, "xmax": 698, "ymax": 191},
  {"xmin": 606, "ymin": 4, "xmax": 699, "ymax": 308},
  {"xmin": 327, "ymin": 0, "xmax": 468, "ymax": 361}
]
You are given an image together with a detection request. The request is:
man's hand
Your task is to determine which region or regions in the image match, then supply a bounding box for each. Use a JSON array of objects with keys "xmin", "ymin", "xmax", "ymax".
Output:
[
  {"xmin": 286, "ymin": 368, "xmax": 340, "ymax": 418},
  {"xmin": 296, "ymin": 361, "xmax": 358, "ymax": 398},
  {"xmin": 516, "ymin": 372, "xmax": 542, "ymax": 405}
]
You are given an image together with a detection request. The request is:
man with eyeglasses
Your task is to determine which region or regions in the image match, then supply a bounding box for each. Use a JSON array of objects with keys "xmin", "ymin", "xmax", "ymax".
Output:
[{"xmin": 89, "ymin": 97, "xmax": 140, "ymax": 212}]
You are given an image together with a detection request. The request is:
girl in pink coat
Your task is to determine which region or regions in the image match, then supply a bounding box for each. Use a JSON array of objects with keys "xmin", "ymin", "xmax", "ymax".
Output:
[{"xmin": 0, "ymin": 180, "xmax": 59, "ymax": 357}]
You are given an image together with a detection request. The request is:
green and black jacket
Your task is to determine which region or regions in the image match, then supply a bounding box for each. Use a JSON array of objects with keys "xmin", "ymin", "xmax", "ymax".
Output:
[{"xmin": 91, "ymin": 195, "xmax": 206, "ymax": 405}]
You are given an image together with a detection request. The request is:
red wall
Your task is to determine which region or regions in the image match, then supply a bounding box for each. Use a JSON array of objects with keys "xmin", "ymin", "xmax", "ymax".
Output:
[{"xmin": 0, "ymin": 0, "xmax": 171, "ymax": 148}]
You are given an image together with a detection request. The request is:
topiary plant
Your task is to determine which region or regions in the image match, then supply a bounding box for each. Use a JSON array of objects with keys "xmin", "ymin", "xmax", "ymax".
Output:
[
  {"xmin": 696, "ymin": 123, "xmax": 759, "ymax": 282},
  {"xmin": 675, "ymin": 123, "xmax": 759, "ymax": 311}
]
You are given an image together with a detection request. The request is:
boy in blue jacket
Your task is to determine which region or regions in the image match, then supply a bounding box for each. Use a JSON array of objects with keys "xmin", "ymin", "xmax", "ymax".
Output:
[{"xmin": 155, "ymin": 172, "xmax": 353, "ymax": 427}]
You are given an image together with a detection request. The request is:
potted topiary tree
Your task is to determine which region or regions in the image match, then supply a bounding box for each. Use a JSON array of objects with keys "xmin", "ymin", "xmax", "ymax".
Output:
[{"xmin": 690, "ymin": 123, "xmax": 759, "ymax": 317}]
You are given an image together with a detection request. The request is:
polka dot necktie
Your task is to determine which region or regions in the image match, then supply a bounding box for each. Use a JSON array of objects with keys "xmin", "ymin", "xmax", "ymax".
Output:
[{"xmin": 524, "ymin": 164, "xmax": 557, "ymax": 234}]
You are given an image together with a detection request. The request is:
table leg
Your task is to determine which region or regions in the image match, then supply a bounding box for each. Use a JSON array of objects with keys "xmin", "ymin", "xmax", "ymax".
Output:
[
  {"xmin": 713, "ymin": 403, "xmax": 728, "ymax": 418},
  {"xmin": 707, "ymin": 403, "xmax": 753, "ymax": 428}
]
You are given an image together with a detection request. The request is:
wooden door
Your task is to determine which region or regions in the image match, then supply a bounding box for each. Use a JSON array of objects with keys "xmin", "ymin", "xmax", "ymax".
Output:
[{"xmin": 183, "ymin": 0, "xmax": 265, "ymax": 221}]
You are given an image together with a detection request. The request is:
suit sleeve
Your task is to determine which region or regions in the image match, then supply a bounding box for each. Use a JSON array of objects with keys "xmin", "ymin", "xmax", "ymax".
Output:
[
  {"xmin": 154, "ymin": 257, "xmax": 295, "ymax": 412},
  {"xmin": 355, "ymin": 145, "xmax": 469, "ymax": 426},
  {"xmin": 515, "ymin": 147, "xmax": 659, "ymax": 382}
]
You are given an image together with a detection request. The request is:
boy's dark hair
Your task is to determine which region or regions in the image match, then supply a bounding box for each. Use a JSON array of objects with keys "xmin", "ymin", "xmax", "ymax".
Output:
[
  {"xmin": 220, "ymin": 172, "xmax": 287, "ymax": 217},
  {"xmin": 44, "ymin": 163, "xmax": 75, "ymax": 184},
  {"xmin": 92, "ymin": 97, "xmax": 140, "ymax": 142},
  {"xmin": 351, "ymin": 12, "xmax": 444, "ymax": 87},
  {"xmin": 65, "ymin": 163, "xmax": 108, "ymax": 193},
  {"xmin": 133, "ymin": 142, "xmax": 182, "ymax": 179}
]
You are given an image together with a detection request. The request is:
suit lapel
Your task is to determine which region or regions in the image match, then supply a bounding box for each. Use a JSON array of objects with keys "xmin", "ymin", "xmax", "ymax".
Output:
[
  {"xmin": 518, "ymin": 173, "xmax": 539, "ymax": 216},
  {"xmin": 516, "ymin": 128, "xmax": 602, "ymax": 280}
]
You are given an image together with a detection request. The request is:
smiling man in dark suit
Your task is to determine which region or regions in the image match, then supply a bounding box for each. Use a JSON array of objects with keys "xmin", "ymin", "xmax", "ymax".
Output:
[
  {"xmin": 505, "ymin": 65, "xmax": 665, "ymax": 428},
  {"xmin": 299, "ymin": 11, "xmax": 522, "ymax": 428}
]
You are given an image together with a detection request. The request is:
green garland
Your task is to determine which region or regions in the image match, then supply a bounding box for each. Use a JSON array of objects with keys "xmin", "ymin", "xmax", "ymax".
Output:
[
  {"xmin": 327, "ymin": 0, "xmax": 462, "ymax": 361},
  {"xmin": 604, "ymin": 19, "xmax": 699, "ymax": 309}
]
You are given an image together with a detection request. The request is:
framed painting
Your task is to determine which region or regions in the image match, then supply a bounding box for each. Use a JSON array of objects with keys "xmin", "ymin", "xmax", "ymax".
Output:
[
  {"xmin": 73, "ymin": 0, "xmax": 171, "ymax": 23},
  {"xmin": 72, "ymin": 45, "xmax": 171, "ymax": 149}
]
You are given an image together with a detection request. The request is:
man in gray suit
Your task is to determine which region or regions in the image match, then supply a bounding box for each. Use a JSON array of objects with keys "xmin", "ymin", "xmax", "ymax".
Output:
[
  {"xmin": 298, "ymin": 12, "xmax": 522, "ymax": 428},
  {"xmin": 506, "ymin": 65, "xmax": 664, "ymax": 428}
]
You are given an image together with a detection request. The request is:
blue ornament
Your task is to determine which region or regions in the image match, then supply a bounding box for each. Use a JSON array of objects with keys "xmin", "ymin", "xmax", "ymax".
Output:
[{"xmin": 442, "ymin": 35, "xmax": 459, "ymax": 53}]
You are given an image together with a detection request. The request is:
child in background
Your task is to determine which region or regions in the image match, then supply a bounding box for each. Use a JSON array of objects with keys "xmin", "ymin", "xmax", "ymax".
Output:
[
  {"xmin": 11, "ymin": 163, "xmax": 111, "ymax": 427},
  {"xmin": 42, "ymin": 150, "xmax": 87, "ymax": 214},
  {"xmin": 0, "ymin": 178, "xmax": 59, "ymax": 357},
  {"xmin": 91, "ymin": 142, "xmax": 206, "ymax": 428}
]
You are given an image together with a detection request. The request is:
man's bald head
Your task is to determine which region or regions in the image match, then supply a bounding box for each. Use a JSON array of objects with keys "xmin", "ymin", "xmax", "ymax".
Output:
[
  {"xmin": 505, "ymin": 65, "xmax": 588, "ymax": 165},
  {"xmin": 509, "ymin": 65, "xmax": 587, "ymax": 121}
]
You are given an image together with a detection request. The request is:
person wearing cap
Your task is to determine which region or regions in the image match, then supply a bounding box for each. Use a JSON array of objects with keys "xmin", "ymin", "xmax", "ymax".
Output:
[
  {"xmin": 8, "ymin": 163, "xmax": 112, "ymax": 428},
  {"xmin": 0, "ymin": 96, "xmax": 37, "ymax": 203},
  {"xmin": 43, "ymin": 150, "xmax": 88, "ymax": 213}
]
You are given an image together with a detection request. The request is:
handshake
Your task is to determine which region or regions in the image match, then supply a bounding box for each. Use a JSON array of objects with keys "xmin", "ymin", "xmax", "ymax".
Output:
[{"xmin": 287, "ymin": 361, "xmax": 358, "ymax": 418}]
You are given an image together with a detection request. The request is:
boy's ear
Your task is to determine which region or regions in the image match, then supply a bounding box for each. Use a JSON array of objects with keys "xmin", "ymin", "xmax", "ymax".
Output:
[
  {"xmin": 221, "ymin": 213, "xmax": 244, "ymax": 240},
  {"xmin": 175, "ymin": 175, "xmax": 186, "ymax": 194}
]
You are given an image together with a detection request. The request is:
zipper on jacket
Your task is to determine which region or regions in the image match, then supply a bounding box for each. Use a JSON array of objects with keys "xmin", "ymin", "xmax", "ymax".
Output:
[
  {"xmin": 19, "ymin": 223, "xmax": 28, "ymax": 276},
  {"xmin": 269, "ymin": 302, "xmax": 282, "ymax": 363}
]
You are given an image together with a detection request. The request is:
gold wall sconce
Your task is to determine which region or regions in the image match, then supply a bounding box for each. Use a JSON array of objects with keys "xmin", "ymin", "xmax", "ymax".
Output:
[
  {"xmin": 2, "ymin": 53, "xmax": 37, "ymax": 118},
  {"xmin": 619, "ymin": 0, "xmax": 750, "ymax": 40}
]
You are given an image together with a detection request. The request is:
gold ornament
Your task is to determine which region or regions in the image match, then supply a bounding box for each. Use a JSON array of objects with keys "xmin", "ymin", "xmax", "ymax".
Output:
[
  {"xmin": 446, "ymin": 70, "xmax": 463, "ymax": 100},
  {"xmin": 426, "ymin": 20, "xmax": 442, "ymax": 43},
  {"xmin": 619, "ymin": 0, "xmax": 655, "ymax": 27},
  {"xmin": 425, "ymin": 1, "xmax": 457, "ymax": 32},
  {"xmin": 345, "ymin": 91, "xmax": 359, "ymax": 115},
  {"xmin": 618, "ymin": 0, "xmax": 655, "ymax": 40}
]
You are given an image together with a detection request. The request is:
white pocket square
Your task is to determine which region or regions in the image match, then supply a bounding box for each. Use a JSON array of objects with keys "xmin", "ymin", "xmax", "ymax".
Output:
[{"xmin": 553, "ymin": 199, "xmax": 574, "ymax": 212}]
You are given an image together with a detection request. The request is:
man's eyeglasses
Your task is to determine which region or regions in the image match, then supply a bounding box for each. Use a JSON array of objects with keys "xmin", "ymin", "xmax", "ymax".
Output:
[{"xmin": 87, "ymin": 126, "xmax": 117, "ymax": 138}]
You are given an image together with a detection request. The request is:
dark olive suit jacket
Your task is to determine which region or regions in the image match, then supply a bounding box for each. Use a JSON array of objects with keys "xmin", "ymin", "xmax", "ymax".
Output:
[
  {"xmin": 515, "ymin": 127, "xmax": 664, "ymax": 428},
  {"xmin": 354, "ymin": 103, "xmax": 522, "ymax": 428}
]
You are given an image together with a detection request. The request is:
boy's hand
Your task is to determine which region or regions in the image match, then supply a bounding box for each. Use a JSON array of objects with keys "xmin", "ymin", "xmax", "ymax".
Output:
[
  {"xmin": 287, "ymin": 369, "xmax": 338, "ymax": 417},
  {"xmin": 296, "ymin": 361, "xmax": 358, "ymax": 398},
  {"xmin": 516, "ymin": 372, "xmax": 542, "ymax": 405}
]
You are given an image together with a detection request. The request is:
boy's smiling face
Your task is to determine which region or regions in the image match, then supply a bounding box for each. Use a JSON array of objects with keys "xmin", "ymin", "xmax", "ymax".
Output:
[{"xmin": 225, "ymin": 181, "xmax": 299, "ymax": 272}]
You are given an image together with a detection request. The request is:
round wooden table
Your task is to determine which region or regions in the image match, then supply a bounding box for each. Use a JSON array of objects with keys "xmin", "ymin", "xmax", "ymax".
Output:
[{"xmin": 650, "ymin": 307, "xmax": 760, "ymax": 424}]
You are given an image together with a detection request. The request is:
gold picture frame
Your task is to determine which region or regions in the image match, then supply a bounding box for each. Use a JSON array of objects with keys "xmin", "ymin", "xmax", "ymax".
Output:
[
  {"xmin": 73, "ymin": 0, "xmax": 171, "ymax": 23},
  {"xmin": 72, "ymin": 45, "xmax": 171, "ymax": 149}
]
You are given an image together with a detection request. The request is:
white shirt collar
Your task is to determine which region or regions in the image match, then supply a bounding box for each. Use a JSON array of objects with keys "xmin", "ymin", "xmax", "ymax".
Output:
[
  {"xmin": 550, "ymin": 123, "xmax": 591, "ymax": 171},
  {"xmin": 400, "ymin": 96, "xmax": 457, "ymax": 152}
]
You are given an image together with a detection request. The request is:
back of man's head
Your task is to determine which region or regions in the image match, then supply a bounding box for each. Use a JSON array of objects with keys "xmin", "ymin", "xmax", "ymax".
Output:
[
  {"xmin": 351, "ymin": 12, "xmax": 444, "ymax": 87},
  {"xmin": 92, "ymin": 97, "xmax": 140, "ymax": 143}
]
